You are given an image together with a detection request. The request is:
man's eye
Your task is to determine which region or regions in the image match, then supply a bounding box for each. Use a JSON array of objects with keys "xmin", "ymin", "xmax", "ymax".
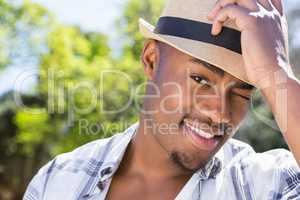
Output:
[
  {"xmin": 190, "ymin": 75, "xmax": 209, "ymax": 86},
  {"xmin": 232, "ymin": 92, "xmax": 251, "ymax": 101}
]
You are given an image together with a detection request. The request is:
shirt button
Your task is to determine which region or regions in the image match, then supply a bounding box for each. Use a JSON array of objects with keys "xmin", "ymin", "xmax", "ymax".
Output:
[
  {"xmin": 97, "ymin": 181, "xmax": 106, "ymax": 191},
  {"xmin": 101, "ymin": 167, "xmax": 112, "ymax": 177}
]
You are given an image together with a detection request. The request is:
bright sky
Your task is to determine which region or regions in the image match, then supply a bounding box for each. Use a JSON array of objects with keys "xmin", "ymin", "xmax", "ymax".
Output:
[
  {"xmin": 31, "ymin": 0, "xmax": 125, "ymax": 33},
  {"xmin": 0, "ymin": 0, "xmax": 299, "ymax": 95},
  {"xmin": 30, "ymin": 0, "xmax": 298, "ymax": 32}
]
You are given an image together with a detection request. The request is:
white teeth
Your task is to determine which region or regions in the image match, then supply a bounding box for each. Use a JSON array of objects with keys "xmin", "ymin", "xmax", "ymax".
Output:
[{"xmin": 184, "ymin": 120, "xmax": 214, "ymax": 139}]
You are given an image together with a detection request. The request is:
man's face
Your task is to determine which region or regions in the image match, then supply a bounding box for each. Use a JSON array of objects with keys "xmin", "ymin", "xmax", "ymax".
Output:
[{"xmin": 141, "ymin": 40, "xmax": 254, "ymax": 172}]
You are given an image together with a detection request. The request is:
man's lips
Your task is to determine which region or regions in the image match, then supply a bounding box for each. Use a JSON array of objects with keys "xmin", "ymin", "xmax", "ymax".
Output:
[
  {"xmin": 183, "ymin": 118, "xmax": 224, "ymax": 138},
  {"xmin": 182, "ymin": 118, "xmax": 223, "ymax": 151}
]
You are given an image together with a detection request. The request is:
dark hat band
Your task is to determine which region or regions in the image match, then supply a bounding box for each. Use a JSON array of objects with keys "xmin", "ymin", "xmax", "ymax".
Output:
[{"xmin": 154, "ymin": 16, "xmax": 242, "ymax": 54}]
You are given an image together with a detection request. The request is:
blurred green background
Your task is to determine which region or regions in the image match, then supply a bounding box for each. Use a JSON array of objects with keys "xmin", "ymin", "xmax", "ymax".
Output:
[{"xmin": 0, "ymin": 0, "xmax": 299, "ymax": 199}]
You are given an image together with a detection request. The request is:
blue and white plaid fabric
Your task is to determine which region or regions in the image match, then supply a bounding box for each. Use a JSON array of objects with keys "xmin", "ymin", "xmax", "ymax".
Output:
[{"xmin": 24, "ymin": 122, "xmax": 300, "ymax": 200}]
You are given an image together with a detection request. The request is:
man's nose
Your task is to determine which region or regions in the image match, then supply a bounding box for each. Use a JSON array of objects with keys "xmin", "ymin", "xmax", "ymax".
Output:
[{"xmin": 196, "ymin": 93, "xmax": 231, "ymax": 124}]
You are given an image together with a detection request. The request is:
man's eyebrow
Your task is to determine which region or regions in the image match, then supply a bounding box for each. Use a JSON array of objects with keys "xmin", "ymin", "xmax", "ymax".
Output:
[
  {"xmin": 235, "ymin": 82, "xmax": 255, "ymax": 90},
  {"xmin": 189, "ymin": 58, "xmax": 255, "ymax": 90},
  {"xmin": 189, "ymin": 58, "xmax": 224, "ymax": 76}
]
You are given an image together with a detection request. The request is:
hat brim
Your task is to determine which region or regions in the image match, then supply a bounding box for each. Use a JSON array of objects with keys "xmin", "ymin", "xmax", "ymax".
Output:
[{"xmin": 139, "ymin": 18, "xmax": 250, "ymax": 85}]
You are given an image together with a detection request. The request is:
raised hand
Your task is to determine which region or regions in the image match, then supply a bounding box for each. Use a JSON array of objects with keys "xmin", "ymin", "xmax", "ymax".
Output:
[{"xmin": 208, "ymin": 0, "xmax": 292, "ymax": 86}]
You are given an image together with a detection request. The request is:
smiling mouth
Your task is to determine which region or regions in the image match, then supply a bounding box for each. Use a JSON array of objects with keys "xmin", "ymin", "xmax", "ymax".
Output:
[
  {"xmin": 184, "ymin": 119, "xmax": 215, "ymax": 139},
  {"xmin": 183, "ymin": 118, "xmax": 224, "ymax": 137},
  {"xmin": 182, "ymin": 118, "xmax": 223, "ymax": 150}
]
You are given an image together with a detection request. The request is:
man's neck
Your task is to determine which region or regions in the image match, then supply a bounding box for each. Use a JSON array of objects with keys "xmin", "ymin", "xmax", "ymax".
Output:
[{"xmin": 116, "ymin": 119, "xmax": 193, "ymax": 181}]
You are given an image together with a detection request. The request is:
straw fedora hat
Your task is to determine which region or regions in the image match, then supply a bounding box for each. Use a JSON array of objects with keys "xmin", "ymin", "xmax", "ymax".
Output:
[{"xmin": 139, "ymin": 0, "xmax": 250, "ymax": 83}]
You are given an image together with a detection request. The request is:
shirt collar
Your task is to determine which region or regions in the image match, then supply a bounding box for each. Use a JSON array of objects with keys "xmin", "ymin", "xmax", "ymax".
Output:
[
  {"xmin": 83, "ymin": 123, "xmax": 139, "ymax": 198},
  {"xmin": 196, "ymin": 150, "xmax": 223, "ymax": 180},
  {"xmin": 98, "ymin": 122, "xmax": 224, "ymax": 181},
  {"xmin": 97, "ymin": 122, "xmax": 139, "ymax": 181}
]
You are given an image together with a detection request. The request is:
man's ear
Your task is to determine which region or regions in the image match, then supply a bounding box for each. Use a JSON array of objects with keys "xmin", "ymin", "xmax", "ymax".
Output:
[{"xmin": 141, "ymin": 39, "xmax": 160, "ymax": 81}]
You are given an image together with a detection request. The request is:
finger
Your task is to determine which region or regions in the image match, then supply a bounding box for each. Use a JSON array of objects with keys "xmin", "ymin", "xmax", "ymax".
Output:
[
  {"xmin": 270, "ymin": 0, "xmax": 283, "ymax": 15},
  {"xmin": 211, "ymin": 4, "xmax": 250, "ymax": 35},
  {"xmin": 257, "ymin": 0, "xmax": 273, "ymax": 11},
  {"xmin": 208, "ymin": 0, "xmax": 236, "ymax": 20},
  {"xmin": 208, "ymin": 0, "xmax": 258, "ymax": 20}
]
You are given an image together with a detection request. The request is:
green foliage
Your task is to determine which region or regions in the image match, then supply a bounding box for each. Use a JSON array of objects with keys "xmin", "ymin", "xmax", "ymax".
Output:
[
  {"xmin": 0, "ymin": 0, "xmax": 53, "ymax": 70},
  {"xmin": 15, "ymin": 109, "xmax": 50, "ymax": 155},
  {"xmin": 37, "ymin": 24, "xmax": 113, "ymax": 154},
  {"xmin": 8, "ymin": 0, "xmax": 165, "ymax": 159},
  {"xmin": 117, "ymin": 0, "xmax": 164, "ymax": 60}
]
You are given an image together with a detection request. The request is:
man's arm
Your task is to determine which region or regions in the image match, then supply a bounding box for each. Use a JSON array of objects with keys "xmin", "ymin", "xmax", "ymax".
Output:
[
  {"xmin": 208, "ymin": 0, "xmax": 300, "ymax": 166},
  {"xmin": 259, "ymin": 71, "xmax": 300, "ymax": 166}
]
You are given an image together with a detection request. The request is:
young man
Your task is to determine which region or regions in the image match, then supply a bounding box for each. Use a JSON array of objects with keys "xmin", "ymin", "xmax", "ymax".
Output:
[{"xmin": 24, "ymin": 0, "xmax": 300, "ymax": 199}]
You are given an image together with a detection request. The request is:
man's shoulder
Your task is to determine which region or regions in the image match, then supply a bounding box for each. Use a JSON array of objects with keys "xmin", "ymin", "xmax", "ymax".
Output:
[
  {"xmin": 224, "ymin": 138, "xmax": 298, "ymax": 170},
  {"xmin": 24, "ymin": 123, "xmax": 138, "ymax": 199},
  {"xmin": 52, "ymin": 122, "xmax": 138, "ymax": 170},
  {"xmin": 54, "ymin": 133, "xmax": 120, "ymax": 166},
  {"xmin": 225, "ymin": 139, "xmax": 299, "ymax": 183},
  {"xmin": 31, "ymin": 133, "xmax": 122, "ymax": 183},
  {"xmin": 222, "ymin": 138, "xmax": 255, "ymax": 163},
  {"xmin": 221, "ymin": 139, "xmax": 300, "ymax": 198},
  {"xmin": 226, "ymin": 138, "xmax": 255, "ymax": 154}
]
